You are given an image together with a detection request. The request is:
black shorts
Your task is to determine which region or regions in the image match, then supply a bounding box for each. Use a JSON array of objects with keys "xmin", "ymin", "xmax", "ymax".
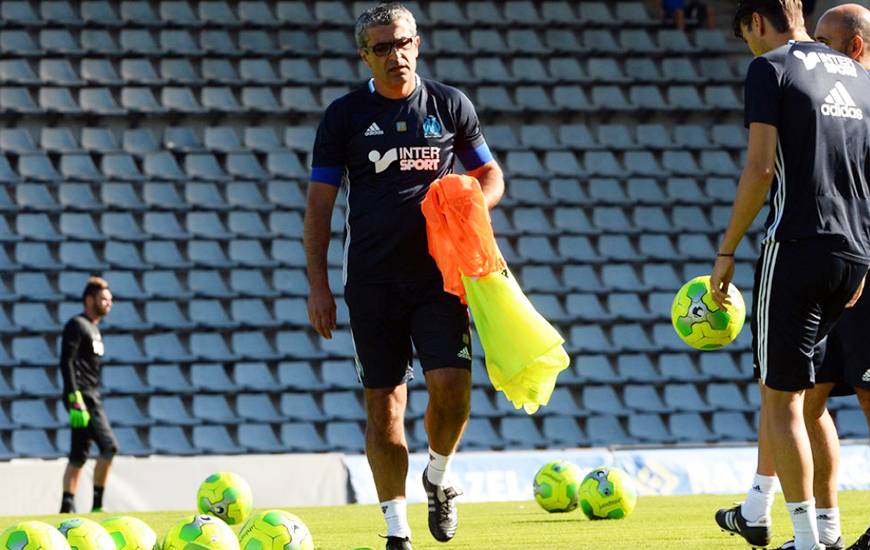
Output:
[
  {"xmin": 815, "ymin": 289, "xmax": 870, "ymax": 396},
  {"xmin": 344, "ymin": 280, "xmax": 472, "ymax": 388},
  {"xmin": 751, "ymin": 240, "xmax": 868, "ymax": 392},
  {"xmin": 67, "ymin": 391, "xmax": 118, "ymax": 466}
]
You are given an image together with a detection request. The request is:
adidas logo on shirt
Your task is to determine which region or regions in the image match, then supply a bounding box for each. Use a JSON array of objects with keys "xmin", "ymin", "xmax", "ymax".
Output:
[
  {"xmin": 862, "ymin": 369, "xmax": 870, "ymax": 383},
  {"xmin": 364, "ymin": 122, "xmax": 384, "ymax": 136},
  {"xmin": 457, "ymin": 347, "xmax": 472, "ymax": 360},
  {"xmin": 821, "ymin": 82, "xmax": 864, "ymax": 120}
]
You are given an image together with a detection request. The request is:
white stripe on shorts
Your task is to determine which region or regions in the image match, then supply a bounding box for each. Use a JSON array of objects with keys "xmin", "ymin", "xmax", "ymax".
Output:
[{"xmin": 756, "ymin": 242, "xmax": 780, "ymax": 384}]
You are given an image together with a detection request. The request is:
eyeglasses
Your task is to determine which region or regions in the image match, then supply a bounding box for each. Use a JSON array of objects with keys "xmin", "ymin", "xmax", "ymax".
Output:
[{"xmin": 364, "ymin": 36, "xmax": 416, "ymax": 57}]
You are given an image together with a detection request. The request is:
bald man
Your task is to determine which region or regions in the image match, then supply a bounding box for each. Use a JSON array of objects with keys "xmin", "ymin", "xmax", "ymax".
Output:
[
  {"xmin": 816, "ymin": 3, "xmax": 870, "ymax": 65},
  {"xmin": 813, "ymin": 7, "xmax": 870, "ymax": 550}
]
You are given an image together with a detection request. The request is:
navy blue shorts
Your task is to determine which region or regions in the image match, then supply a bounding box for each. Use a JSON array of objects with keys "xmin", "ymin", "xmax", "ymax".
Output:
[
  {"xmin": 751, "ymin": 240, "xmax": 868, "ymax": 392},
  {"xmin": 344, "ymin": 280, "xmax": 472, "ymax": 388}
]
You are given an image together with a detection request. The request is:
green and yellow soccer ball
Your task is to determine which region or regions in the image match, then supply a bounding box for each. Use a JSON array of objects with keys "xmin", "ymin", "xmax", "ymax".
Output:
[
  {"xmin": 533, "ymin": 460, "xmax": 582, "ymax": 513},
  {"xmin": 0, "ymin": 521, "xmax": 71, "ymax": 550},
  {"xmin": 238, "ymin": 510, "xmax": 314, "ymax": 550},
  {"xmin": 57, "ymin": 517, "xmax": 116, "ymax": 550},
  {"xmin": 671, "ymin": 275, "xmax": 746, "ymax": 350},
  {"xmin": 162, "ymin": 515, "xmax": 239, "ymax": 550},
  {"xmin": 579, "ymin": 466, "xmax": 638, "ymax": 520},
  {"xmin": 197, "ymin": 471, "xmax": 253, "ymax": 525},
  {"xmin": 101, "ymin": 516, "xmax": 158, "ymax": 550}
]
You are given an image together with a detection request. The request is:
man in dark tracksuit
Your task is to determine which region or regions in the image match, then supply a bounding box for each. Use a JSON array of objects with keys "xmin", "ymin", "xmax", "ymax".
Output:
[{"xmin": 59, "ymin": 276, "xmax": 116, "ymax": 513}]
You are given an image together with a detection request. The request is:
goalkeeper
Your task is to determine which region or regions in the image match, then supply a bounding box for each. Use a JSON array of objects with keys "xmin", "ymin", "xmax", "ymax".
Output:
[{"xmin": 59, "ymin": 276, "xmax": 117, "ymax": 514}]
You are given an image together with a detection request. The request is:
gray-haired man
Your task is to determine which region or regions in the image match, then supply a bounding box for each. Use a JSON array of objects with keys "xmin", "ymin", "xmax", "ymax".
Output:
[{"xmin": 304, "ymin": 3, "xmax": 504, "ymax": 549}]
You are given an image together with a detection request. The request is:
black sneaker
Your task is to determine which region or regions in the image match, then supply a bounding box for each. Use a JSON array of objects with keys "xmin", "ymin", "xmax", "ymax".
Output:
[
  {"xmin": 715, "ymin": 504, "xmax": 772, "ymax": 547},
  {"xmin": 384, "ymin": 536, "xmax": 412, "ymax": 550},
  {"xmin": 422, "ymin": 467, "xmax": 462, "ymax": 542},
  {"xmin": 847, "ymin": 527, "xmax": 870, "ymax": 550}
]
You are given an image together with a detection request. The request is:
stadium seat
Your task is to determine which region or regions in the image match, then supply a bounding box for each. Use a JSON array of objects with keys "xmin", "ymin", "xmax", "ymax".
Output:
[
  {"xmin": 278, "ymin": 422, "xmax": 326, "ymax": 453},
  {"xmin": 190, "ymin": 331, "xmax": 239, "ymax": 362},
  {"xmin": 836, "ymin": 409, "xmax": 870, "ymax": 438},
  {"xmin": 102, "ymin": 366, "xmax": 150, "ymax": 395},
  {"xmin": 542, "ymin": 415, "xmax": 588, "ymax": 447},
  {"xmin": 192, "ymin": 395, "xmax": 240, "ymax": 425},
  {"xmin": 277, "ymin": 362, "xmax": 327, "ymax": 392},
  {"xmin": 234, "ymin": 391, "xmax": 283, "ymax": 424},
  {"xmin": 239, "ymin": 423, "xmax": 285, "ymax": 453},
  {"xmin": 104, "ymin": 397, "xmax": 153, "ymax": 427},
  {"xmin": 617, "ymin": 354, "xmax": 664, "ymax": 383},
  {"xmin": 188, "ymin": 363, "xmax": 236, "ymax": 394},
  {"xmin": 501, "ymin": 417, "xmax": 547, "ymax": 449},
  {"xmin": 12, "ymin": 399, "xmax": 60, "ymax": 429},
  {"xmin": 628, "ymin": 414, "xmax": 675, "ymax": 444},
  {"xmin": 115, "ymin": 427, "xmax": 154, "ymax": 456},
  {"xmin": 12, "ymin": 368, "xmax": 58, "ymax": 398},
  {"xmin": 12, "ymin": 429, "xmax": 60, "ymax": 458},
  {"xmin": 149, "ymin": 426, "xmax": 197, "ymax": 455},
  {"xmin": 712, "ymin": 412, "xmax": 756, "ymax": 441},
  {"xmin": 586, "ymin": 415, "xmax": 632, "ymax": 446},
  {"xmin": 149, "ymin": 395, "xmax": 199, "ymax": 426}
]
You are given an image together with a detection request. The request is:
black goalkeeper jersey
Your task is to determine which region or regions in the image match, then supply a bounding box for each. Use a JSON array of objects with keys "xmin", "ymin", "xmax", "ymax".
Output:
[
  {"xmin": 744, "ymin": 41, "xmax": 870, "ymax": 263},
  {"xmin": 59, "ymin": 314, "xmax": 105, "ymax": 396}
]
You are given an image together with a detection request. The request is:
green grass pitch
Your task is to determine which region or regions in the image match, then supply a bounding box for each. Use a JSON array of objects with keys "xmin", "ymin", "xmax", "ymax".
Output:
[{"xmin": 2, "ymin": 492, "xmax": 869, "ymax": 549}]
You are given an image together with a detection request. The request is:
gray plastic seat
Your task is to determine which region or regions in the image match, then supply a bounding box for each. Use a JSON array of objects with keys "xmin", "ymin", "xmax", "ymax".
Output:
[
  {"xmin": 149, "ymin": 395, "xmax": 198, "ymax": 426},
  {"xmin": 706, "ymin": 382, "xmax": 752, "ymax": 412},
  {"xmin": 12, "ymin": 429, "xmax": 60, "ymax": 458},
  {"xmin": 280, "ymin": 422, "xmax": 327, "ymax": 452},
  {"xmin": 12, "ymin": 335, "xmax": 57, "ymax": 366},
  {"xmin": 114, "ymin": 427, "xmax": 153, "ymax": 456},
  {"xmin": 836, "ymin": 409, "xmax": 870, "ymax": 438},
  {"xmin": 501, "ymin": 417, "xmax": 547, "ymax": 448},
  {"xmin": 279, "ymin": 392, "xmax": 324, "ymax": 423},
  {"xmin": 542, "ymin": 416, "xmax": 587, "ymax": 447},
  {"xmin": 185, "ymin": 183, "xmax": 226, "ymax": 210},
  {"xmin": 628, "ymin": 413, "xmax": 675, "ymax": 443},
  {"xmin": 12, "ymin": 368, "xmax": 58, "ymax": 397},
  {"xmin": 144, "ymin": 333, "xmax": 195, "ymax": 363},
  {"xmin": 12, "ymin": 399, "xmax": 60, "ymax": 428},
  {"xmin": 712, "ymin": 412, "xmax": 756, "ymax": 441},
  {"xmin": 277, "ymin": 361, "xmax": 326, "ymax": 392},
  {"xmin": 104, "ymin": 396, "xmax": 152, "ymax": 427},
  {"xmin": 670, "ymin": 412, "xmax": 715, "ymax": 442},
  {"xmin": 460, "ymin": 418, "xmax": 503, "ymax": 450},
  {"xmin": 587, "ymin": 415, "xmax": 632, "ymax": 446},
  {"xmin": 149, "ymin": 426, "xmax": 197, "ymax": 455},
  {"xmin": 102, "ymin": 366, "xmax": 150, "ymax": 395},
  {"xmin": 192, "ymin": 395, "xmax": 239, "ymax": 424},
  {"xmin": 189, "ymin": 270, "xmax": 233, "ymax": 299},
  {"xmin": 189, "ymin": 332, "xmax": 238, "ymax": 362},
  {"xmin": 189, "ymin": 363, "xmax": 236, "ymax": 393},
  {"xmin": 13, "ymin": 304, "xmax": 60, "ymax": 333},
  {"xmin": 239, "ymin": 423, "xmax": 284, "ymax": 453},
  {"xmin": 323, "ymin": 391, "xmax": 366, "ymax": 421},
  {"xmin": 664, "ymin": 383, "xmax": 712, "ymax": 412}
]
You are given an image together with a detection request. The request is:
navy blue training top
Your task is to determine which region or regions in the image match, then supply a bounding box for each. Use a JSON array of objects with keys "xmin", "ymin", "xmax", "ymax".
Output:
[
  {"xmin": 311, "ymin": 75, "xmax": 493, "ymax": 285},
  {"xmin": 744, "ymin": 41, "xmax": 870, "ymax": 263}
]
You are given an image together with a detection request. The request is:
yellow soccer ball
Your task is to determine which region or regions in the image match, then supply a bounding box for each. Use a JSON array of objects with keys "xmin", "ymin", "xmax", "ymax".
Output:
[
  {"xmin": 671, "ymin": 275, "xmax": 746, "ymax": 350},
  {"xmin": 239, "ymin": 510, "xmax": 314, "ymax": 550}
]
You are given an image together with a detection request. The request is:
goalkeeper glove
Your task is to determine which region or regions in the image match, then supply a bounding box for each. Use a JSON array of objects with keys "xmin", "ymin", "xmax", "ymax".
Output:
[{"xmin": 68, "ymin": 391, "xmax": 90, "ymax": 428}]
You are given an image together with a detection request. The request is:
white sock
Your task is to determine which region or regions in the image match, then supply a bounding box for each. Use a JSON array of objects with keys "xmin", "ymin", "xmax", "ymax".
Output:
[
  {"xmin": 787, "ymin": 500, "xmax": 820, "ymax": 550},
  {"xmin": 426, "ymin": 448, "xmax": 453, "ymax": 486},
  {"xmin": 380, "ymin": 499, "xmax": 411, "ymax": 539},
  {"xmin": 741, "ymin": 473, "xmax": 777, "ymax": 524},
  {"xmin": 816, "ymin": 507, "xmax": 841, "ymax": 545}
]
